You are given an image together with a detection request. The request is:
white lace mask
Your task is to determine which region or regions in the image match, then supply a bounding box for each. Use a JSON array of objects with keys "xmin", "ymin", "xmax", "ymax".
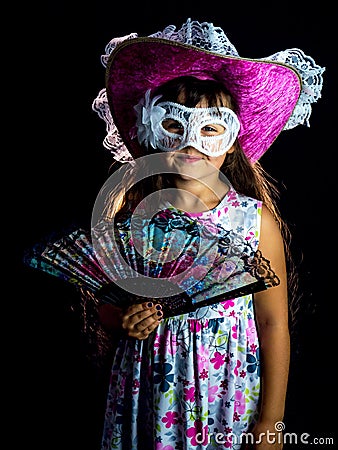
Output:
[{"xmin": 135, "ymin": 94, "xmax": 241, "ymax": 157}]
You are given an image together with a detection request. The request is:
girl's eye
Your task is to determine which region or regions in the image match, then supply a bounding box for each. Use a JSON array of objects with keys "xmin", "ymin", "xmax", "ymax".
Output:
[
  {"xmin": 162, "ymin": 119, "xmax": 184, "ymax": 134},
  {"xmin": 201, "ymin": 124, "xmax": 226, "ymax": 135}
]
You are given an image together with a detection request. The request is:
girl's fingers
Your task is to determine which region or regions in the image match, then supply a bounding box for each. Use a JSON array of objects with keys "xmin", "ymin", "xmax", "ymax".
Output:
[
  {"xmin": 123, "ymin": 302, "xmax": 160, "ymax": 324},
  {"xmin": 122, "ymin": 302, "xmax": 163, "ymax": 339},
  {"xmin": 129, "ymin": 312, "xmax": 163, "ymax": 339},
  {"xmin": 134, "ymin": 310, "xmax": 163, "ymax": 331},
  {"xmin": 124, "ymin": 301, "xmax": 153, "ymax": 316},
  {"xmin": 138, "ymin": 317, "xmax": 163, "ymax": 340}
]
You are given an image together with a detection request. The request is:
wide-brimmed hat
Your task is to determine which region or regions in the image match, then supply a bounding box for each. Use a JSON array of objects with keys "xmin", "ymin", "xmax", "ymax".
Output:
[{"xmin": 92, "ymin": 18, "xmax": 324, "ymax": 163}]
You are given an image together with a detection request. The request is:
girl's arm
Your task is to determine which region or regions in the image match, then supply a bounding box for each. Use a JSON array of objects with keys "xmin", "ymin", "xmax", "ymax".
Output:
[{"xmin": 251, "ymin": 204, "xmax": 290, "ymax": 448}]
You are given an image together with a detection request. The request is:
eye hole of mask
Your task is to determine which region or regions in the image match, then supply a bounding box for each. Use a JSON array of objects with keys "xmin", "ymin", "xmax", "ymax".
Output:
[
  {"xmin": 162, "ymin": 118, "xmax": 184, "ymax": 135},
  {"xmin": 161, "ymin": 118, "xmax": 226, "ymax": 137}
]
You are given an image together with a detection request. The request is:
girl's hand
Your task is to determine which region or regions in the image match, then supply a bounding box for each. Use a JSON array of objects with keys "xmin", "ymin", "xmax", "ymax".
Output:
[{"xmin": 121, "ymin": 302, "xmax": 163, "ymax": 340}]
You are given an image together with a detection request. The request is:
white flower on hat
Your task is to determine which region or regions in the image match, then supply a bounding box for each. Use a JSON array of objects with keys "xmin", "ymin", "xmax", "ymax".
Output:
[{"xmin": 134, "ymin": 90, "xmax": 166, "ymax": 149}]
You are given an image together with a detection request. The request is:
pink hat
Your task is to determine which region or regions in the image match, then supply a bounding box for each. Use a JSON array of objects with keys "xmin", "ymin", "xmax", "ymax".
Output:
[{"xmin": 93, "ymin": 19, "xmax": 324, "ymax": 163}]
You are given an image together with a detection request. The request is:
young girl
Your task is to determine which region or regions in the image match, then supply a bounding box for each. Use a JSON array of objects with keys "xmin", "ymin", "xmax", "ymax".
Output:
[
  {"xmin": 26, "ymin": 18, "xmax": 324, "ymax": 450},
  {"xmin": 87, "ymin": 19, "xmax": 324, "ymax": 450},
  {"xmin": 94, "ymin": 78, "xmax": 289, "ymax": 450}
]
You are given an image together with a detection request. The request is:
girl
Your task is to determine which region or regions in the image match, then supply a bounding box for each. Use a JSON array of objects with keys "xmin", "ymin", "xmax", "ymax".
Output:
[
  {"xmin": 88, "ymin": 19, "xmax": 324, "ymax": 450},
  {"xmin": 96, "ymin": 76, "xmax": 289, "ymax": 450},
  {"xmin": 26, "ymin": 18, "xmax": 324, "ymax": 450}
]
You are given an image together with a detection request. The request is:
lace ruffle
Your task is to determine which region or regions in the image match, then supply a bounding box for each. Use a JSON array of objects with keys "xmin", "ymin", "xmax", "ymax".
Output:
[
  {"xmin": 92, "ymin": 88, "xmax": 134, "ymax": 163},
  {"xmin": 265, "ymin": 49, "xmax": 325, "ymax": 129},
  {"xmin": 149, "ymin": 19, "xmax": 239, "ymax": 57}
]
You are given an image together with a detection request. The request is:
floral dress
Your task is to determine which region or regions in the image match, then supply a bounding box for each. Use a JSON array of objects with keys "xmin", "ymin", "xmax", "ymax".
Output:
[{"xmin": 101, "ymin": 188, "xmax": 264, "ymax": 450}]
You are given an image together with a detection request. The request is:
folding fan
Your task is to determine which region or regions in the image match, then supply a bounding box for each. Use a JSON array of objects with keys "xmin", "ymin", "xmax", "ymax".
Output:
[{"xmin": 25, "ymin": 206, "xmax": 280, "ymax": 318}]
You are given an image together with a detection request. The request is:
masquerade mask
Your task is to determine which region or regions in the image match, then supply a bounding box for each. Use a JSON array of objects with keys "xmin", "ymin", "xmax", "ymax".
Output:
[{"xmin": 134, "ymin": 91, "xmax": 241, "ymax": 157}]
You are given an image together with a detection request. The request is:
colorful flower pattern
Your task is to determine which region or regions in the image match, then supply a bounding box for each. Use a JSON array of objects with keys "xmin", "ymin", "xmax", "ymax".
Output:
[{"xmin": 101, "ymin": 189, "xmax": 262, "ymax": 449}]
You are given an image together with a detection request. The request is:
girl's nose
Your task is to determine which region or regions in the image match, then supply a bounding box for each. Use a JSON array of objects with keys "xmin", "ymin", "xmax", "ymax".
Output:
[{"xmin": 180, "ymin": 146, "xmax": 202, "ymax": 155}]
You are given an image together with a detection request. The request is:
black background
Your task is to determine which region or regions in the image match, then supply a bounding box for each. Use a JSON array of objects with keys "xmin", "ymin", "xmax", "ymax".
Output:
[{"xmin": 14, "ymin": 2, "xmax": 336, "ymax": 449}]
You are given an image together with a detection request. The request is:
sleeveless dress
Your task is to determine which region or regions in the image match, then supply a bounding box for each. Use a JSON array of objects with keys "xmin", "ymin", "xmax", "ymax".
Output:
[{"xmin": 101, "ymin": 188, "xmax": 263, "ymax": 450}]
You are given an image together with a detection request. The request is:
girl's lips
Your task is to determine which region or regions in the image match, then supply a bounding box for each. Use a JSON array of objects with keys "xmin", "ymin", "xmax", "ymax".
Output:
[{"xmin": 176, "ymin": 154, "xmax": 203, "ymax": 163}]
